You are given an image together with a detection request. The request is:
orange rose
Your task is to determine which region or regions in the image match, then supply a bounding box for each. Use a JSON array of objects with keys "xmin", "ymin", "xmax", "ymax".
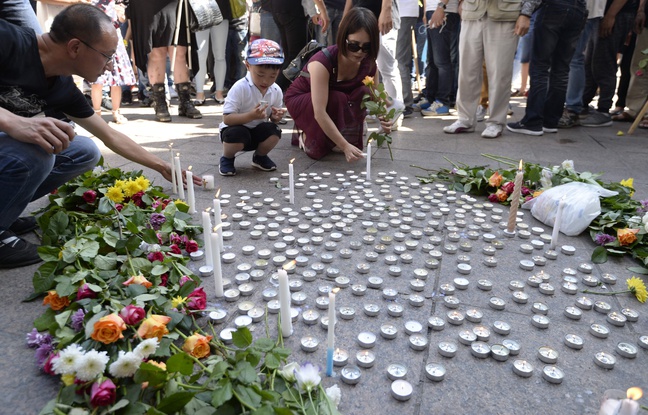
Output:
[
  {"xmin": 42, "ymin": 291, "xmax": 70, "ymax": 311},
  {"xmin": 91, "ymin": 313, "xmax": 126, "ymax": 344},
  {"xmin": 617, "ymin": 228, "xmax": 639, "ymax": 246},
  {"xmin": 362, "ymin": 76, "xmax": 374, "ymax": 86},
  {"xmin": 123, "ymin": 274, "xmax": 153, "ymax": 289},
  {"xmin": 148, "ymin": 361, "xmax": 167, "ymax": 370},
  {"xmin": 137, "ymin": 314, "xmax": 172, "ymax": 340},
  {"xmin": 495, "ymin": 189, "xmax": 508, "ymax": 202},
  {"xmin": 182, "ymin": 333, "xmax": 213, "ymax": 358},
  {"xmin": 488, "ymin": 171, "xmax": 503, "ymax": 188}
]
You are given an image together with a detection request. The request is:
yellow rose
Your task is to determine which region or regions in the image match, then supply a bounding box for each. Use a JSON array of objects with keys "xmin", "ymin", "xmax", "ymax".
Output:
[
  {"xmin": 488, "ymin": 171, "xmax": 503, "ymax": 188},
  {"xmin": 137, "ymin": 315, "xmax": 172, "ymax": 340},
  {"xmin": 42, "ymin": 291, "xmax": 70, "ymax": 311},
  {"xmin": 123, "ymin": 274, "xmax": 153, "ymax": 289},
  {"xmin": 91, "ymin": 313, "xmax": 127, "ymax": 344},
  {"xmin": 362, "ymin": 76, "xmax": 374, "ymax": 86},
  {"xmin": 182, "ymin": 333, "xmax": 213, "ymax": 358},
  {"xmin": 617, "ymin": 228, "xmax": 639, "ymax": 246}
]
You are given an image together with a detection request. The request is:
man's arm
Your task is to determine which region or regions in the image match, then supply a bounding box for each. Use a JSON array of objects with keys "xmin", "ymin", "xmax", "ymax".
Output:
[
  {"xmin": 0, "ymin": 107, "xmax": 73, "ymax": 154},
  {"xmin": 515, "ymin": 0, "xmax": 540, "ymax": 36},
  {"xmin": 635, "ymin": 0, "xmax": 646, "ymax": 33},
  {"xmin": 600, "ymin": 0, "xmax": 629, "ymax": 37},
  {"xmin": 379, "ymin": 0, "xmax": 394, "ymax": 34}
]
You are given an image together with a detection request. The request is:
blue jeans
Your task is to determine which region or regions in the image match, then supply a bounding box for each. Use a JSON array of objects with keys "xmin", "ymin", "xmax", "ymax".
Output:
[
  {"xmin": 520, "ymin": 0, "xmax": 586, "ymax": 128},
  {"xmin": 317, "ymin": 7, "xmax": 344, "ymax": 47},
  {"xmin": 425, "ymin": 11, "xmax": 460, "ymax": 106},
  {"xmin": 0, "ymin": 0, "xmax": 41, "ymax": 33},
  {"xmin": 565, "ymin": 17, "xmax": 599, "ymax": 113},
  {"xmin": 0, "ymin": 134, "xmax": 101, "ymax": 230}
]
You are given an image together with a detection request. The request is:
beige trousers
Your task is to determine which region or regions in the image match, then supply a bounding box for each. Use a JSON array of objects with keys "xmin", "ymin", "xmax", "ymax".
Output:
[
  {"xmin": 456, "ymin": 18, "xmax": 518, "ymax": 127},
  {"xmin": 625, "ymin": 29, "xmax": 648, "ymax": 118}
]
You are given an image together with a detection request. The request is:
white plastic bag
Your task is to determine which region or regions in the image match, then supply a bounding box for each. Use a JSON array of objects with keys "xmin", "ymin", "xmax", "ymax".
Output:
[{"xmin": 522, "ymin": 182, "xmax": 618, "ymax": 236}]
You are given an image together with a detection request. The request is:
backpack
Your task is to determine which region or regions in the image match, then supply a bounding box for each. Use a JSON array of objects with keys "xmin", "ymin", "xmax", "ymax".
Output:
[{"xmin": 282, "ymin": 40, "xmax": 332, "ymax": 82}]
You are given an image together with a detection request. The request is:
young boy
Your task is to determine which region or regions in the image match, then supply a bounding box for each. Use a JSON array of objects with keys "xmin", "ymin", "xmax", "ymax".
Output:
[{"xmin": 218, "ymin": 39, "xmax": 286, "ymax": 176}]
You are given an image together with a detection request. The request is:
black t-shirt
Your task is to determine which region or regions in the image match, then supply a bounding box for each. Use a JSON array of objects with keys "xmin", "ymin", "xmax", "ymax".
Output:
[
  {"xmin": 353, "ymin": 0, "xmax": 382, "ymax": 18},
  {"xmin": 604, "ymin": 0, "xmax": 638, "ymax": 14},
  {"xmin": 0, "ymin": 21, "xmax": 93, "ymax": 119}
]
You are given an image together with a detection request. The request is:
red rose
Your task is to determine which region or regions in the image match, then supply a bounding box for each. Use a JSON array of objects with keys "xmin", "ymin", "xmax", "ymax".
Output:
[
  {"xmin": 119, "ymin": 304, "xmax": 146, "ymax": 325},
  {"xmin": 521, "ymin": 186, "xmax": 531, "ymax": 196},
  {"xmin": 82, "ymin": 190, "xmax": 97, "ymax": 204},
  {"xmin": 169, "ymin": 233, "xmax": 182, "ymax": 245},
  {"xmin": 488, "ymin": 193, "xmax": 499, "ymax": 203},
  {"xmin": 501, "ymin": 182, "xmax": 515, "ymax": 194},
  {"xmin": 115, "ymin": 204, "xmax": 123, "ymax": 211},
  {"xmin": 160, "ymin": 273, "xmax": 169, "ymax": 287},
  {"xmin": 169, "ymin": 244, "xmax": 182, "ymax": 255},
  {"xmin": 187, "ymin": 287, "xmax": 207, "ymax": 310},
  {"xmin": 42, "ymin": 353, "xmax": 58, "ymax": 375},
  {"xmin": 185, "ymin": 240, "xmax": 199, "ymax": 253},
  {"xmin": 147, "ymin": 251, "xmax": 165, "ymax": 263},
  {"xmin": 131, "ymin": 191, "xmax": 145, "ymax": 207},
  {"xmin": 76, "ymin": 283, "xmax": 97, "ymax": 300},
  {"xmin": 90, "ymin": 379, "xmax": 116, "ymax": 408}
]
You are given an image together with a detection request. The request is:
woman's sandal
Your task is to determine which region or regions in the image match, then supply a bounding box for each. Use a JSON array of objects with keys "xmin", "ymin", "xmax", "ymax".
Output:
[
  {"xmin": 639, "ymin": 115, "xmax": 648, "ymax": 129},
  {"xmin": 611, "ymin": 111, "xmax": 635, "ymax": 122},
  {"xmin": 112, "ymin": 110, "xmax": 128, "ymax": 124}
]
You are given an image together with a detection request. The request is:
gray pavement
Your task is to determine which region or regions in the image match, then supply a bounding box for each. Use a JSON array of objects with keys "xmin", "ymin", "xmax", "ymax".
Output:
[{"xmin": 1, "ymin": 97, "xmax": 647, "ymax": 415}]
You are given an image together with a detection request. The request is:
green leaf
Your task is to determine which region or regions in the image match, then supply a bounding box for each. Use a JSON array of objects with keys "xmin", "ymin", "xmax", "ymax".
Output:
[
  {"xmin": 94, "ymin": 254, "xmax": 118, "ymax": 270},
  {"xmin": 627, "ymin": 266, "xmax": 648, "ymax": 275},
  {"xmin": 55, "ymin": 279, "xmax": 75, "ymax": 297},
  {"xmin": 157, "ymin": 391, "xmax": 196, "ymax": 414},
  {"xmin": 97, "ymin": 197, "xmax": 113, "ymax": 214},
  {"xmin": 38, "ymin": 246, "xmax": 61, "ymax": 263},
  {"xmin": 54, "ymin": 310, "xmax": 72, "ymax": 329},
  {"xmin": 211, "ymin": 381, "xmax": 233, "ymax": 408},
  {"xmin": 264, "ymin": 353, "xmax": 281, "ymax": 370},
  {"xmin": 78, "ymin": 240, "xmax": 100, "ymax": 262},
  {"xmin": 34, "ymin": 308, "xmax": 57, "ymax": 332},
  {"xmin": 253, "ymin": 337, "xmax": 275, "ymax": 352},
  {"xmin": 209, "ymin": 360, "xmax": 229, "ymax": 381},
  {"xmin": 167, "ymin": 352, "xmax": 195, "ymax": 375},
  {"xmin": 134, "ymin": 362, "xmax": 168, "ymax": 387},
  {"xmin": 591, "ymin": 246, "xmax": 608, "ymax": 263},
  {"xmin": 134, "ymin": 294, "xmax": 160, "ymax": 304},
  {"xmin": 232, "ymin": 361, "xmax": 257, "ymax": 385},
  {"xmin": 33, "ymin": 261, "xmax": 58, "ymax": 293},
  {"xmin": 49, "ymin": 211, "xmax": 70, "ymax": 235},
  {"xmin": 234, "ymin": 385, "xmax": 262, "ymax": 409},
  {"xmin": 232, "ymin": 327, "xmax": 253, "ymax": 348},
  {"xmin": 251, "ymin": 405, "xmax": 275, "ymax": 415},
  {"xmin": 107, "ymin": 399, "xmax": 130, "ymax": 413}
]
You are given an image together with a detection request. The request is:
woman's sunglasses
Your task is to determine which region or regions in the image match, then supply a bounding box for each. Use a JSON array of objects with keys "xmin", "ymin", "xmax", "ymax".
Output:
[{"xmin": 346, "ymin": 39, "xmax": 371, "ymax": 53}]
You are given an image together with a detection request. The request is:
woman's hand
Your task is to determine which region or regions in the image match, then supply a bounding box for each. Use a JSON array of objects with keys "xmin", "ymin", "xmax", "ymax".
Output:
[
  {"xmin": 343, "ymin": 144, "xmax": 364, "ymax": 163},
  {"xmin": 379, "ymin": 116, "xmax": 392, "ymax": 134}
]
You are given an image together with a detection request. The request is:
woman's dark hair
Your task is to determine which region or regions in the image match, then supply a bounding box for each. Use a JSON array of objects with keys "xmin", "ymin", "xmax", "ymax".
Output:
[
  {"xmin": 336, "ymin": 7, "xmax": 379, "ymax": 61},
  {"xmin": 49, "ymin": 4, "xmax": 113, "ymax": 45}
]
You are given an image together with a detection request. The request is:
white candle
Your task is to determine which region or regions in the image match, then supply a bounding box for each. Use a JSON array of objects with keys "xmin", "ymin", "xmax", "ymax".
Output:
[
  {"xmin": 202, "ymin": 209, "xmax": 213, "ymax": 267},
  {"xmin": 174, "ymin": 153, "xmax": 185, "ymax": 200},
  {"xmin": 327, "ymin": 287, "xmax": 339, "ymax": 349},
  {"xmin": 186, "ymin": 166, "xmax": 196, "ymax": 213},
  {"xmin": 366, "ymin": 140, "xmax": 372, "ymax": 181},
  {"xmin": 169, "ymin": 143, "xmax": 177, "ymax": 194},
  {"xmin": 203, "ymin": 174, "xmax": 215, "ymax": 190},
  {"xmin": 211, "ymin": 226, "xmax": 223, "ymax": 297},
  {"xmin": 289, "ymin": 158, "xmax": 295, "ymax": 205},
  {"xmin": 213, "ymin": 189, "xmax": 223, "ymax": 251},
  {"xmin": 506, "ymin": 160, "xmax": 523, "ymax": 233},
  {"xmin": 277, "ymin": 268, "xmax": 293, "ymax": 337},
  {"xmin": 550, "ymin": 196, "xmax": 565, "ymax": 249}
]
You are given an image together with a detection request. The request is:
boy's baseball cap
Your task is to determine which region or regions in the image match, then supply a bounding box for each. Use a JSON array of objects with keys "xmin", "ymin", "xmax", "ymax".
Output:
[{"xmin": 246, "ymin": 39, "xmax": 284, "ymax": 65}]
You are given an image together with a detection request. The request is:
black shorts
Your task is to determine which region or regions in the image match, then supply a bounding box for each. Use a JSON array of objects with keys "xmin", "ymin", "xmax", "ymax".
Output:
[{"xmin": 220, "ymin": 122, "xmax": 282, "ymax": 151}]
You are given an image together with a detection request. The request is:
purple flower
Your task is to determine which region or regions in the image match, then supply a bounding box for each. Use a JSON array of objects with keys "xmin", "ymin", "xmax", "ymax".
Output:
[
  {"xmin": 594, "ymin": 233, "xmax": 616, "ymax": 246},
  {"xmin": 639, "ymin": 199, "xmax": 648, "ymax": 212},
  {"xmin": 35, "ymin": 342, "xmax": 55, "ymax": 366},
  {"xmin": 149, "ymin": 213, "xmax": 167, "ymax": 230},
  {"xmin": 71, "ymin": 309, "xmax": 86, "ymax": 332},
  {"xmin": 26, "ymin": 328, "xmax": 52, "ymax": 349}
]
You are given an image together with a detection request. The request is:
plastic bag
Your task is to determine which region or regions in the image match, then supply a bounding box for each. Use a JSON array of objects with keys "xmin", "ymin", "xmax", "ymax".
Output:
[{"xmin": 522, "ymin": 182, "xmax": 618, "ymax": 236}]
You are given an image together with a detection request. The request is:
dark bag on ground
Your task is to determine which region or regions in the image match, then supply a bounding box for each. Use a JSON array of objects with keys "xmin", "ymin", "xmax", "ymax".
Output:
[
  {"xmin": 283, "ymin": 40, "xmax": 332, "ymax": 82},
  {"xmin": 188, "ymin": 0, "xmax": 223, "ymax": 32}
]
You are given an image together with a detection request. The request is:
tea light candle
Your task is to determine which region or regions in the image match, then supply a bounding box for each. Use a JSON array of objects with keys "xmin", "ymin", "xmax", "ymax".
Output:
[
  {"xmin": 454, "ymin": 277, "xmax": 470, "ymax": 290},
  {"xmin": 446, "ymin": 310, "xmax": 465, "ymax": 326},
  {"xmin": 589, "ymin": 323, "xmax": 610, "ymax": 339},
  {"xmin": 438, "ymin": 340, "xmax": 458, "ymax": 357},
  {"xmin": 621, "ymin": 308, "xmax": 639, "ymax": 322},
  {"xmin": 575, "ymin": 296, "xmax": 593, "ymax": 310},
  {"xmin": 493, "ymin": 321, "xmax": 511, "ymax": 335},
  {"xmin": 616, "ymin": 342, "xmax": 638, "ymax": 359},
  {"xmin": 594, "ymin": 351, "xmax": 616, "ymax": 369},
  {"xmin": 425, "ymin": 363, "xmax": 446, "ymax": 381},
  {"xmin": 471, "ymin": 341, "xmax": 491, "ymax": 359},
  {"xmin": 542, "ymin": 365, "xmax": 564, "ymax": 384},
  {"xmin": 391, "ymin": 380, "xmax": 413, "ymax": 401},
  {"xmin": 209, "ymin": 309, "xmax": 227, "ymax": 324},
  {"xmin": 340, "ymin": 365, "xmax": 362, "ymax": 385},
  {"xmin": 564, "ymin": 306, "xmax": 582, "ymax": 320},
  {"xmin": 538, "ymin": 283, "xmax": 555, "ymax": 295},
  {"xmin": 443, "ymin": 296, "xmax": 461, "ymax": 309},
  {"xmin": 381, "ymin": 323, "xmax": 399, "ymax": 339},
  {"xmin": 478, "ymin": 279, "xmax": 493, "ymax": 291},
  {"xmin": 387, "ymin": 363, "xmax": 408, "ymax": 380},
  {"xmin": 512, "ymin": 359, "xmax": 534, "ymax": 378},
  {"xmin": 538, "ymin": 346, "xmax": 558, "ymax": 364},
  {"xmin": 339, "ymin": 306, "xmax": 355, "ymax": 320},
  {"xmin": 387, "ymin": 303, "xmax": 404, "ymax": 317},
  {"xmin": 356, "ymin": 350, "xmax": 376, "ymax": 368},
  {"xmin": 640, "ymin": 335, "xmax": 648, "ymax": 350},
  {"xmin": 601, "ymin": 273, "xmax": 618, "ymax": 285},
  {"xmin": 561, "ymin": 282, "xmax": 578, "ymax": 295},
  {"xmin": 606, "ymin": 311, "xmax": 627, "ymax": 327},
  {"xmin": 489, "ymin": 296, "xmax": 506, "ymax": 311},
  {"xmin": 357, "ymin": 331, "xmax": 377, "ymax": 348},
  {"xmin": 594, "ymin": 300, "xmax": 612, "ymax": 314},
  {"xmin": 466, "ymin": 308, "xmax": 483, "ymax": 323},
  {"xmin": 473, "ymin": 326, "xmax": 491, "ymax": 342},
  {"xmin": 561, "ymin": 245, "xmax": 576, "ymax": 255},
  {"xmin": 564, "ymin": 333, "xmax": 584, "ymax": 350},
  {"xmin": 531, "ymin": 314, "xmax": 550, "ymax": 329},
  {"xmin": 409, "ymin": 294, "xmax": 425, "ymax": 307}
]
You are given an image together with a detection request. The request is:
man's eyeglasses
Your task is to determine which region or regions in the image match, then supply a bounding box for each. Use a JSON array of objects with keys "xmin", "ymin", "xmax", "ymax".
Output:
[
  {"xmin": 66, "ymin": 31, "xmax": 115, "ymax": 64},
  {"xmin": 346, "ymin": 39, "xmax": 371, "ymax": 53}
]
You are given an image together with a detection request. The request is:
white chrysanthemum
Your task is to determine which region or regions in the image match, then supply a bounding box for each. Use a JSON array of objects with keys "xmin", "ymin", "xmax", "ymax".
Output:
[
  {"xmin": 75, "ymin": 350, "xmax": 109, "ymax": 381},
  {"xmin": 69, "ymin": 408, "xmax": 91, "ymax": 415},
  {"xmin": 134, "ymin": 338, "xmax": 159, "ymax": 359},
  {"xmin": 148, "ymin": 244, "xmax": 161, "ymax": 253},
  {"xmin": 278, "ymin": 362, "xmax": 300, "ymax": 383},
  {"xmin": 53, "ymin": 344, "xmax": 85, "ymax": 375},
  {"xmin": 109, "ymin": 351, "xmax": 142, "ymax": 378},
  {"xmin": 642, "ymin": 212, "xmax": 648, "ymax": 225},
  {"xmin": 294, "ymin": 363, "xmax": 321, "ymax": 393},
  {"xmin": 92, "ymin": 166, "xmax": 104, "ymax": 176},
  {"xmin": 561, "ymin": 160, "xmax": 574, "ymax": 171},
  {"xmin": 645, "ymin": 222, "xmax": 648, "ymax": 233},
  {"xmin": 325, "ymin": 385, "xmax": 342, "ymax": 407}
]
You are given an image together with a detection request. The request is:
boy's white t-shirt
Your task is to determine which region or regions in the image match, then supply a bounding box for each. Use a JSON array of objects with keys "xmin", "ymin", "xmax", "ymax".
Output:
[{"xmin": 218, "ymin": 71, "xmax": 283, "ymax": 132}]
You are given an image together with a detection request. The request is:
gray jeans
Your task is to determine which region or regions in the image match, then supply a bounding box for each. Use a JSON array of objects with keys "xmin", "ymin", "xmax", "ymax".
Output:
[{"xmin": 396, "ymin": 16, "xmax": 418, "ymax": 108}]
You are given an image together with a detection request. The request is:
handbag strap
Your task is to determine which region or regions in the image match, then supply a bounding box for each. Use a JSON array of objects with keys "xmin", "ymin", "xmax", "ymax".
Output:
[{"xmin": 298, "ymin": 47, "xmax": 333, "ymax": 79}]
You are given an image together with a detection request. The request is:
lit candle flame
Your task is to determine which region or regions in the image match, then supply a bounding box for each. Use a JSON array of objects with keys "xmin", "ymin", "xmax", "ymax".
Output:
[
  {"xmin": 169, "ymin": 142, "xmax": 173, "ymax": 149},
  {"xmin": 188, "ymin": 165, "xmax": 193, "ymax": 171},
  {"xmin": 332, "ymin": 287, "xmax": 340, "ymax": 294},
  {"xmin": 205, "ymin": 207, "xmax": 211, "ymax": 212},
  {"xmin": 518, "ymin": 159, "xmax": 523, "ymax": 170},
  {"xmin": 290, "ymin": 158, "xmax": 295, "ymax": 164},
  {"xmin": 176, "ymin": 152, "xmax": 180, "ymax": 157},
  {"xmin": 212, "ymin": 224, "xmax": 223, "ymax": 232},
  {"xmin": 368, "ymin": 138, "xmax": 374, "ymax": 145},
  {"xmin": 627, "ymin": 387, "xmax": 643, "ymax": 400},
  {"xmin": 215, "ymin": 188, "xmax": 221, "ymax": 198},
  {"xmin": 282, "ymin": 260, "xmax": 297, "ymax": 270}
]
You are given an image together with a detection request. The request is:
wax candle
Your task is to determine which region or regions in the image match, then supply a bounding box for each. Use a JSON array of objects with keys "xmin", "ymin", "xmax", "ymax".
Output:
[
  {"xmin": 366, "ymin": 139, "xmax": 372, "ymax": 181},
  {"xmin": 169, "ymin": 143, "xmax": 177, "ymax": 194},
  {"xmin": 550, "ymin": 196, "xmax": 565, "ymax": 249},
  {"xmin": 211, "ymin": 225, "xmax": 223, "ymax": 297},
  {"xmin": 174, "ymin": 153, "xmax": 185, "ymax": 200},
  {"xmin": 202, "ymin": 209, "xmax": 213, "ymax": 267},
  {"xmin": 326, "ymin": 287, "xmax": 340, "ymax": 376},
  {"xmin": 277, "ymin": 266, "xmax": 293, "ymax": 338},
  {"xmin": 203, "ymin": 174, "xmax": 215, "ymax": 190},
  {"xmin": 506, "ymin": 160, "xmax": 523, "ymax": 233},
  {"xmin": 599, "ymin": 388, "xmax": 642, "ymax": 415},
  {"xmin": 289, "ymin": 158, "xmax": 295, "ymax": 205},
  {"xmin": 186, "ymin": 166, "xmax": 196, "ymax": 214},
  {"xmin": 213, "ymin": 189, "xmax": 223, "ymax": 251}
]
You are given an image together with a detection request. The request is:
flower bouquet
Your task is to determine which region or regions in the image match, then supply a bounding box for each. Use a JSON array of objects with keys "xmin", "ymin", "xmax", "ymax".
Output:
[{"xmin": 361, "ymin": 76, "xmax": 401, "ymax": 160}]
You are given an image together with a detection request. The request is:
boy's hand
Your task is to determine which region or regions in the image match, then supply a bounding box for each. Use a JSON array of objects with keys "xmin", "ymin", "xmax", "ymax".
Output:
[
  {"xmin": 251, "ymin": 103, "xmax": 268, "ymax": 120},
  {"xmin": 270, "ymin": 106, "xmax": 285, "ymax": 123}
]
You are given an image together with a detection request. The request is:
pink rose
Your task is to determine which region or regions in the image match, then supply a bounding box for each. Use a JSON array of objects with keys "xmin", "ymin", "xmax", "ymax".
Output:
[
  {"xmin": 115, "ymin": 204, "xmax": 123, "ymax": 211},
  {"xmin": 187, "ymin": 287, "xmax": 207, "ymax": 310},
  {"xmin": 636, "ymin": 69, "xmax": 644, "ymax": 77},
  {"xmin": 90, "ymin": 379, "xmax": 116, "ymax": 408},
  {"xmin": 82, "ymin": 190, "xmax": 97, "ymax": 204},
  {"xmin": 169, "ymin": 233, "xmax": 182, "ymax": 245},
  {"xmin": 169, "ymin": 244, "xmax": 182, "ymax": 255},
  {"xmin": 119, "ymin": 304, "xmax": 146, "ymax": 325},
  {"xmin": 185, "ymin": 240, "xmax": 199, "ymax": 253},
  {"xmin": 76, "ymin": 283, "xmax": 97, "ymax": 300},
  {"xmin": 521, "ymin": 186, "xmax": 531, "ymax": 196},
  {"xmin": 179, "ymin": 275, "xmax": 193, "ymax": 286},
  {"xmin": 147, "ymin": 251, "xmax": 165, "ymax": 263},
  {"xmin": 501, "ymin": 182, "xmax": 515, "ymax": 194}
]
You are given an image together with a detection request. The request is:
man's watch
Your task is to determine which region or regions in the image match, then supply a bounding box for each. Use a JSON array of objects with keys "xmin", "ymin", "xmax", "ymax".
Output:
[{"xmin": 437, "ymin": 2, "xmax": 447, "ymax": 9}]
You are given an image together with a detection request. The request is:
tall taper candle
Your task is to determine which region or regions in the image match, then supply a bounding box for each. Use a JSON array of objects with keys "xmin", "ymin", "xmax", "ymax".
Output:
[
  {"xmin": 326, "ymin": 287, "xmax": 340, "ymax": 376},
  {"xmin": 550, "ymin": 196, "xmax": 565, "ymax": 249},
  {"xmin": 277, "ymin": 267, "xmax": 293, "ymax": 337},
  {"xmin": 213, "ymin": 189, "xmax": 223, "ymax": 251},
  {"xmin": 174, "ymin": 153, "xmax": 185, "ymax": 200},
  {"xmin": 169, "ymin": 143, "xmax": 177, "ymax": 194},
  {"xmin": 289, "ymin": 158, "xmax": 295, "ymax": 205},
  {"xmin": 506, "ymin": 160, "xmax": 524, "ymax": 233},
  {"xmin": 366, "ymin": 139, "xmax": 372, "ymax": 181},
  {"xmin": 202, "ymin": 209, "xmax": 213, "ymax": 267},
  {"xmin": 211, "ymin": 226, "xmax": 223, "ymax": 297},
  {"xmin": 186, "ymin": 166, "xmax": 196, "ymax": 213}
]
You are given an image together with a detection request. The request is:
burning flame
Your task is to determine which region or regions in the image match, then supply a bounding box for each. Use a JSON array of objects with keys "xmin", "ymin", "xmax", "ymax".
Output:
[
  {"xmin": 290, "ymin": 158, "xmax": 295, "ymax": 164},
  {"xmin": 188, "ymin": 165, "xmax": 193, "ymax": 171},
  {"xmin": 627, "ymin": 387, "xmax": 642, "ymax": 400},
  {"xmin": 282, "ymin": 260, "xmax": 297, "ymax": 270},
  {"xmin": 215, "ymin": 188, "xmax": 221, "ymax": 198},
  {"xmin": 176, "ymin": 152, "xmax": 180, "ymax": 157},
  {"xmin": 332, "ymin": 287, "xmax": 340, "ymax": 294},
  {"xmin": 212, "ymin": 224, "xmax": 223, "ymax": 232},
  {"xmin": 518, "ymin": 159, "xmax": 523, "ymax": 170}
]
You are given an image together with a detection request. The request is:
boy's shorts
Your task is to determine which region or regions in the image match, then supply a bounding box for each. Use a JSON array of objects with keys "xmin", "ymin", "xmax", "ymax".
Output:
[{"xmin": 220, "ymin": 122, "xmax": 282, "ymax": 151}]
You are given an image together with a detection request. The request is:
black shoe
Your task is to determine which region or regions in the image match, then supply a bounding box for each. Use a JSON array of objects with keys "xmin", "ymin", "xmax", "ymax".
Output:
[
  {"xmin": 251, "ymin": 154, "xmax": 277, "ymax": 171},
  {"xmin": 9, "ymin": 217, "xmax": 38, "ymax": 235},
  {"xmin": 219, "ymin": 156, "xmax": 236, "ymax": 176},
  {"xmin": 506, "ymin": 121, "xmax": 543, "ymax": 136},
  {"xmin": 403, "ymin": 107, "xmax": 414, "ymax": 118},
  {"xmin": 0, "ymin": 230, "xmax": 42, "ymax": 269}
]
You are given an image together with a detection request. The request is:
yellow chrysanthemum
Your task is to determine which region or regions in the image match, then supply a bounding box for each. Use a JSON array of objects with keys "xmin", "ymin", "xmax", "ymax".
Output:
[
  {"xmin": 627, "ymin": 276, "xmax": 647, "ymax": 303},
  {"xmin": 106, "ymin": 186, "xmax": 125, "ymax": 203},
  {"xmin": 171, "ymin": 296, "xmax": 187, "ymax": 308},
  {"xmin": 114, "ymin": 179, "xmax": 126, "ymax": 188},
  {"xmin": 135, "ymin": 176, "xmax": 151, "ymax": 192},
  {"xmin": 620, "ymin": 178, "xmax": 634, "ymax": 196},
  {"xmin": 122, "ymin": 180, "xmax": 141, "ymax": 197}
]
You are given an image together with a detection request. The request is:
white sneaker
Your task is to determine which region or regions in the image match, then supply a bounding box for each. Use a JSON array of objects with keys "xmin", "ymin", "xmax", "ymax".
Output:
[
  {"xmin": 443, "ymin": 120, "xmax": 474, "ymax": 134},
  {"xmin": 481, "ymin": 124, "xmax": 503, "ymax": 139},
  {"xmin": 476, "ymin": 105, "xmax": 488, "ymax": 122}
]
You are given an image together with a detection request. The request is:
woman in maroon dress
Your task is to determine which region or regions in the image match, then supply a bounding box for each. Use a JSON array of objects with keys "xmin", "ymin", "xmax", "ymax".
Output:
[{"xmin": 285, "ymin": 7, "xmax": 390, "ymax": 162}]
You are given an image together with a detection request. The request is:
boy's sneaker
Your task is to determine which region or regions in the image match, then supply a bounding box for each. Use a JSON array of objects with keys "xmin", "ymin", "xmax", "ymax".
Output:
[
  {"xmin": 558, "ymin": 110, "xmax": 579, "ymax": 128},
  {"xmin": 581, "ymin": 111, "xmax": 612, "ymax": 127},
  {"xmin": 476, "ymin": 105, "xmax": 488, "ymax": 122},
  {"xmin": 251, "ymin": 154, "xmax": 277, "ymax": 171},
  {"xmin": 0, "ymin": 230, "xmax": 41, "ymax": 269},
  {"xmin": 443, "ymin": 120, "xmax": 475, "ymax": 134},
  {"xmin": 9, "ymin": 217, "xmax": 38, "ymax": 235},
  {"xmin": 481, "ymin": 124, "xmax": 503, "ymax": 139},
  {"xmin": 506, "ymin": 121, "xmax": 543, "ymax": 136},
  {"xmin": 421, "ymin": 101, "xmax": 450, "ymax": 116},
  {"xmin": 219, "ymin": 156, "xmax": 236, "ymax": 176},
  {"xmin": 402, "ymin": 107, "xmax": 414, "ymax": 118}
]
